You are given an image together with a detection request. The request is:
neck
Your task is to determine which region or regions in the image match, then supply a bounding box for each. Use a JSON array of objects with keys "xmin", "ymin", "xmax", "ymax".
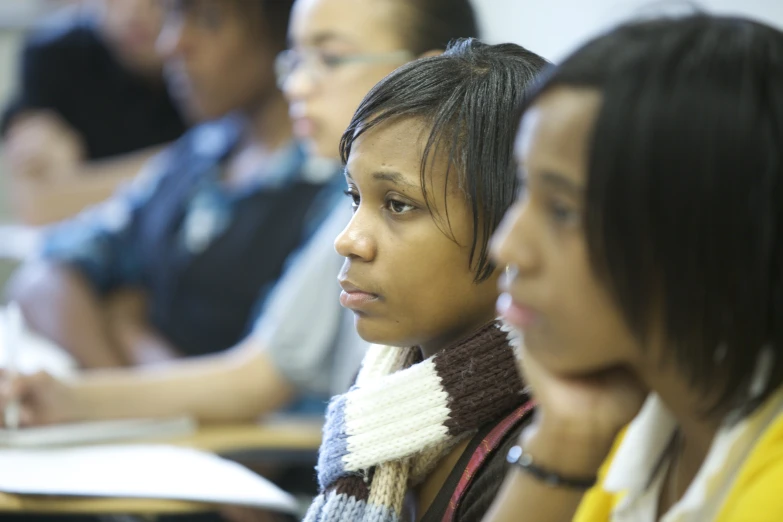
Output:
[
  {"xmin": 242, "ymin": 88, "xmax": 293, "ymax": 152},
  {"xmin": 419, "ymin": 313, "xmax": 499, "ymax": 359},
  {"xmin": 637, "ymin": 363, "xmax": 724, "ymax": 494}
]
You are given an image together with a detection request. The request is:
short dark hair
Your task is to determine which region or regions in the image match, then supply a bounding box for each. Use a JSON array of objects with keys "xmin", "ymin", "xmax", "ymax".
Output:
[
  {"xmin": 257, "ymin": 0, "xmax": 295, "ymax": 50},
  {"xmin": 163, "ymin": 0, "xmax": 293, "ymax": 49},
  {"xmin": 396, "ymin": 0, "xmax": 481, "ymax": 55},
  {"xmin": 527, "ymin": 15, "xmax": 783, "ymax": 417},
  {"xmin": 341, "ymin": 38, "xmax": 550, "ymax": 282}
]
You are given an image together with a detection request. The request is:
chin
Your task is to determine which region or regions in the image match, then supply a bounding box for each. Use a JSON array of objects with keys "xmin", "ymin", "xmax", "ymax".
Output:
[
  {"xmin": 354, "ymin": 316, "xmax": 409, "ymax": 348},
  {"xmin": 526, "ymin": 334, "xmax": 614, "ymax": 377}
]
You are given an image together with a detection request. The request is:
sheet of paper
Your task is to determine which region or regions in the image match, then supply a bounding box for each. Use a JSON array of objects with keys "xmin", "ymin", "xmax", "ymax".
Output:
[
  {"xmin": 0, "ymin": 417, "xmax": 197, "ymax": 448},
  {"xmin": 0, "ymin": 444, "xmax": 299, "ymax": 513}
]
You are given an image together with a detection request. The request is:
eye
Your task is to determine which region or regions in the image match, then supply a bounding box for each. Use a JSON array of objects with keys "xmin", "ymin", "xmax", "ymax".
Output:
[
  {"xmin": 386, "ymin": 198, "xmax": 415, "ymax": 215},
  {"xmin": 548, "ymin": 200, "xmax": 579, "ymax": 226},
  {"xmin": 320, "ymin": 52, "xmax": 345, "ymax": 69},
  {"xmin": 343, "ymin": 188, "xmax": 360, "ymax": 211}
]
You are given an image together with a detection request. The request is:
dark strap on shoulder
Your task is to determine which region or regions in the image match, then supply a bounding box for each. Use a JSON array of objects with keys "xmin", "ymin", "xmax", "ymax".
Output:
[{"xmin": 442, "ymin": 400, "xmax": 536, "ymax": 522}]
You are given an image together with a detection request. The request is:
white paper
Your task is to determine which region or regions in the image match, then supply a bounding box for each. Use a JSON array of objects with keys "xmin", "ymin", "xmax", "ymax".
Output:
[
  {"xmin": 0, "ymin": 444, "xmax": 299, "ymax": 513},
  {"xmin": 0, "ymin": 417, "xmax": 197, "ymax": 448}
]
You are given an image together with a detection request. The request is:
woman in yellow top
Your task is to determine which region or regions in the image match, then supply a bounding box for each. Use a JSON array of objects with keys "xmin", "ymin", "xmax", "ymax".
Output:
[{"xmin": 484, "ymin": 13, "xmax": 783, "ymax": 522}]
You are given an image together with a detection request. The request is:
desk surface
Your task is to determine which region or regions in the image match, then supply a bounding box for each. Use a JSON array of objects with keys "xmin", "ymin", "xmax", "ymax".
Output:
[{"xmin": 0, "ymin": 418, "xmax": 323, "ymax": 515}]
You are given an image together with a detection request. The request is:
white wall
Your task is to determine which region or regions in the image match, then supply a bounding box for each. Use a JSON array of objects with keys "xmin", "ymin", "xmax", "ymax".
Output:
[{"xmin": 475, "ymin": 0, "xmax": 783, "ymax": 62}]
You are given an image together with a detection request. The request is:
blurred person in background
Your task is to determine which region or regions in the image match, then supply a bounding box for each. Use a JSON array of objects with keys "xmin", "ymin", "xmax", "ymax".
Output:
[
  {"xmin": 2, "ymin": 0, "xmax": 480, "ymax": 519},
  {"xmin": 0, "ymin": 0, "xmax": 482, "ymax": 454},
  {"xmin": 2, "ymin": 0, "xmax": 188, "ymax": 224},
  {"xmin": 6, "ymin": 0, "xmax": 343, "ymax": 373}
]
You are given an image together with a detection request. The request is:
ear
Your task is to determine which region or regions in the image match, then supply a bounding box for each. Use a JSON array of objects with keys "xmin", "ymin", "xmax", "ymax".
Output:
[{"xmin": 418, "ymin": 49, "xmax": 444, "ymax": 59}]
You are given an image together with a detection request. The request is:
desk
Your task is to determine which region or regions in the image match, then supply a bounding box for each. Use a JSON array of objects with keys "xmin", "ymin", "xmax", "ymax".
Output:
[
  {"xmin": 178, "ymin": 418, "xmax": 323, "ymax": 466},
  {"xmin": 0, "ymin": 418, "xmax": 323, "ymax": 515}
]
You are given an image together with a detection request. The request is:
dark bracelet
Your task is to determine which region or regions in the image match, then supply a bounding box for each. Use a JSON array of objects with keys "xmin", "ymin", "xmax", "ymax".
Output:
[{"xmin": 506, "ymin": 445, "xmax": 597, "ymax": 490}]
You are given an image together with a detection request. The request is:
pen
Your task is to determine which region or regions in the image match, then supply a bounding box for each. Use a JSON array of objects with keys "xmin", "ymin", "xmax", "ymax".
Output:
[{"xmin": 3, "ymin": 302, "xmax": 22, "ymax": 430}]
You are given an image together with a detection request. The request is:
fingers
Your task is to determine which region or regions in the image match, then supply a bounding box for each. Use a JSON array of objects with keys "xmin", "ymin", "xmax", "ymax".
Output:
[{"xmin": 0, "ymin": 371, "xmax": 53, "ymax": 426}]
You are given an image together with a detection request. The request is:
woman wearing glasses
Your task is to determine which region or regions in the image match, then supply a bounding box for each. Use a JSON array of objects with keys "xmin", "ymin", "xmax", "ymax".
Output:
[
  {"xmin": 1, "ymin": 0, "xmax": 482, "ymax": 481},
  {"xmin": 277, "ymin": 0, "xmax": 477, "ymax": 160}
]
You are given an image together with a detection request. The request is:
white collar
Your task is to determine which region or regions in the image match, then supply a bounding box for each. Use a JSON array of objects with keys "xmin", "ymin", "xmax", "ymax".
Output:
[
  {"xmin": 603, "ymin": 393, "xmax": 677, "ymax": 495},
  {"xmin": 603, "ymin": 350, "xmax": 783, "ymax": 521}
]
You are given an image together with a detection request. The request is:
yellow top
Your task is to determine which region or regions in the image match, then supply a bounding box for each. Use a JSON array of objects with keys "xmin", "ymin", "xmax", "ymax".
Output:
[{"xmin": 575, "ymin": 387, "xmax": 783, "ymax": 522}]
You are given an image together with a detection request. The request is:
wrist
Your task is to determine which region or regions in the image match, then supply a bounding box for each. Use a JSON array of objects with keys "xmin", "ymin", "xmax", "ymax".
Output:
[
  {"xmin": 521, "ymin": 418, "xmax": 618, "ymax": 478},
  {"xmin": 67, "ymin": 378, "xmax": 111, "ymax": 421},
  {"xmin": 61, "ymin": 379, "xmax": 90, "ymax": 422}
]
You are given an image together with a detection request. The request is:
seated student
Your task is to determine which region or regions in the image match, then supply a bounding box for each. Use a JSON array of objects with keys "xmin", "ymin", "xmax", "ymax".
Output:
[
  {"xmin": 2, "ymin": 0, "xmax": 188, "ymax": 224},
  {"xmin": 6, "ymin": 0, "xmax": 339, "ymax": 371},
  {"xmin": 304, "ymin": 39, "xmax": 549, "ymax": 522},
  {"xmin": 485, "ymin": 14, "xmax": 783, "ymax": 522},
  {"xmin": 0, "ymin": 0, "xmax": 483, "ymax": 426}
]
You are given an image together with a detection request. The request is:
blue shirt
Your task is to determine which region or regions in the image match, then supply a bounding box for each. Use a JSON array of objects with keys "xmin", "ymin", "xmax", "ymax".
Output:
[{"xmin": 41, "ymin": 115, "xmax": 343, "ymax": 356}]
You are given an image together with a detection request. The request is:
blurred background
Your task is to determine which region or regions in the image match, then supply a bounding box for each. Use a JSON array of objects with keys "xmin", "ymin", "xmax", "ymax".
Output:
[{"xmin": 0, "ymin": 0, "xmax": 780, "ymax": 286}]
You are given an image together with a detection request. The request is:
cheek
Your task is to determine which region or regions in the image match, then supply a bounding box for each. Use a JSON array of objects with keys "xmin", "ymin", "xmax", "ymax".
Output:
[
  {"xmin": 534, "ymin": 270, "xmax": 637, "ymax": 374},
  {"xmin": 388, "ymin": 242, "xmax": 480, "ymax": 320}
]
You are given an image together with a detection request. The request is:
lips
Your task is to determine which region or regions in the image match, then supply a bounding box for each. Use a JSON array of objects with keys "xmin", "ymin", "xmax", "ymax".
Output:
[
  {"xmin": 292, "ymin": 117, "xmax": 315, "ymax": 138},
  {"xmin": 496, "ymin": 273, "xmax": 541, "ymax": 331},
  {"xmin": 496, "ymin": 292, "xmax": 540, "ymax": 330},
  {"xmin": 338, "ymin": 279, "xmax": 380, "ymax": 310}
]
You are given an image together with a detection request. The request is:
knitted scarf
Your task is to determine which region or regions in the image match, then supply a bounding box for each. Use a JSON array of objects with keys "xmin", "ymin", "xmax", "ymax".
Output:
[{"xmin": 304, "ymin": 321, "xmax": 526, "ymax": 522}]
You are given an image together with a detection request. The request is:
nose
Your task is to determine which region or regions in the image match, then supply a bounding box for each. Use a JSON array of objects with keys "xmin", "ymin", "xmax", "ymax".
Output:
[
  {"xmin": 281, "ymin": 60, "xmax": 316, "ymax": 102},
  {"xmin": 334, "ymin": 210, "xmax": 377, "ymax": 262},
  {"xmin": 490, "ymin": 199, "xmax": 540, "ymax": 276}
]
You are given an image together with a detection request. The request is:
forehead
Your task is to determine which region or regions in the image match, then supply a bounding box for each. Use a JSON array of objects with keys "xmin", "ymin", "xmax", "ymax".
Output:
[
  {"xmin": 290, "ymin": 0, "xmax": 404, "ymax": 48},
  {"xmin": 347, "ymin": 118, "xmax": 428, "ymax": 173},
  {"xmin": 347, "ymin": 117, "xmax": 464, "ymax": 195},
  {"xmin": 517, "ymin": 87, "xmax": 602, "ymax": 176}
]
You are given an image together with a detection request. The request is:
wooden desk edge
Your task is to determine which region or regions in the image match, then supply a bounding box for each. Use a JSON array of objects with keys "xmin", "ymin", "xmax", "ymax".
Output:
[{"xmin": 0, "ymin": 493, "xmax": 213, "ymax": 514}]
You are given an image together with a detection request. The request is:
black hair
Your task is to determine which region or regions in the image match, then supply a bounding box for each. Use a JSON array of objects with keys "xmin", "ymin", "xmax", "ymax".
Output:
[
  {"xmin": 257, "ymin": 0, "xmax": 295, "ymax": 50},
  {"xmin": 163, "ymin": 0, "xmax": 293, "ymax": 50},
  {"xmin": 340, "ymin": 38, "xmax": 550, "ymax": 283},
  {"xmin": 396, "ymin": 0, "xmax": 481, "ymax": 55},
  {"xmin": 526, "ymin": 15, "xmax": 783, "ymax": 417}
]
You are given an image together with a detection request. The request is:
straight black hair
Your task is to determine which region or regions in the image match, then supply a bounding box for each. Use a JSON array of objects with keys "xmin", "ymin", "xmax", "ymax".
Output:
[
  {"xmin": 341, "ymin": 38, "xmax": 550, "ymax": 282},
  {"xmin": 526, "ymin": 15, "xmax": 783, "ymax": 417}
]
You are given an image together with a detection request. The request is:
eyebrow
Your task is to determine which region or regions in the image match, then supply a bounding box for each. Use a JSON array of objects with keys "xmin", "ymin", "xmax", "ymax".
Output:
[
  {"xmin": 306, "ymin": 32, "xmax": 354, "ymax": 47},
  {"xmin": 537, "ymin": 171, "xmax": 585, "ymax": 196},
  {"xmin": 344, "ymin": 169, "xmax": 420, "ymax": 191}
]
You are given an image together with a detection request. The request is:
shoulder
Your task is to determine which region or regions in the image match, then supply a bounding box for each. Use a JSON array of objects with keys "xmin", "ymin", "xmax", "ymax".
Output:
[
  {"xmin": 456, "ymin": 419, "xmax": 528, "ymax": 522},
  {"xmin": 456, "ymin": 406, "xmax": 532, "ymax": 522},
  {"xmin": 23, "ymin": 11, "xmax": 101, "ymax": 63},
  {"xmin": 718, "ymin": 411, "xmax": 783, "ymax": 521},
  {"xmin": 174, "ymin": 116, "xmax": 242, "ymax": 158}
]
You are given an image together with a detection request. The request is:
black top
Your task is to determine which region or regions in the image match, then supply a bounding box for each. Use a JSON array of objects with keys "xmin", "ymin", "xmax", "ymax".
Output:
[
  {"xmin": 2, "ymin": 13, "xmax": 186, "ymax": 160},
  {"xmin": 420, "ymin": 411, "xmax": 531, "ymax": 522},
  {"xmin": 43, "ymin": 117, "xmax": 342, "ymax": 358}
]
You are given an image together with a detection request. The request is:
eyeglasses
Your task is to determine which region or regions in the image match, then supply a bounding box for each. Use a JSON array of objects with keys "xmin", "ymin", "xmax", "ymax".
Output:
[{"xmin": 275, "ymin": 49, "xmax": 413, "ymax": 88}]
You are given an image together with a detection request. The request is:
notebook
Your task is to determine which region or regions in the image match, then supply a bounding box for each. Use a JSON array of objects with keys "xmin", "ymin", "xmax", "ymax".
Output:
[
  {"xmin": 0, "ymin": 417, "xmax": 197, "ymax": 448},
  {"xmin": 0, "ymin": 444, "xmax": 299, "ymax": 513}
]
